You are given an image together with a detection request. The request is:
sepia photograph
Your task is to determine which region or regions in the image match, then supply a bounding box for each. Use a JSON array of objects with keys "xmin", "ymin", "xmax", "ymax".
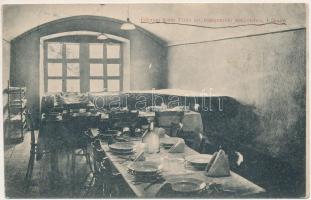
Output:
[{"xmin": 1, "ymin": 1, "xmax": 309, "ymax": 199}]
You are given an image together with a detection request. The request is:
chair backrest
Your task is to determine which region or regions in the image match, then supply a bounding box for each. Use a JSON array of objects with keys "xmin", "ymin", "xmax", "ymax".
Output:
[
  {"xmin": 25, "ymin": 109, "xmax": 36, "ymax": 145},
  {"xmin": 91, "ymin": 139, "xmax": 108, "ymax": 174},
  {"xmin": 109, "ymin": 110, "xmax": 139, "ymax": 129},
  {"xmin": 155, "ymin": 111, "xmax": 184, "ymax": 128},
  {"xmin": 192, "ymin": 133, "xmax": 206, "ymax": 153},
  {"xmin": 87, "ymin": 114, "xmax": 102, "ymax": 129},
  {"xmin": 169, "ymin": 122, "xmax": 183, "ymax": 137},
  {"xmin": 84, "ymin": 129, "xmax": 97, "ymax": 143},
  {"xmin": 91, "ymin": 139, "xmax": 105, "ymax": 162}
]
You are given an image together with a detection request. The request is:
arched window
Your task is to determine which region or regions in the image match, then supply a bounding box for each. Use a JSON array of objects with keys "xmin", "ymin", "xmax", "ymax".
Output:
[{"xmin": 41, "ymin": 31, "xmax": 130, "ymax": 93}]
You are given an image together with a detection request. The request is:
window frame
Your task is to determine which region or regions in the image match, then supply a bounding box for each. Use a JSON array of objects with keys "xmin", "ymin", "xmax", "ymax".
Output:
[{"xmin": 43, "ymin": 41, "xmax": 123, "ymax": 93}]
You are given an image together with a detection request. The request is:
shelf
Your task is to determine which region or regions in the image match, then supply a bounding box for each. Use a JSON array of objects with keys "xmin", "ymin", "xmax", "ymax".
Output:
[
  {"xmin": 9, "ymin": 101, "xmax": 27, "ymax": 109},
  {"xmin": 7, "ymin": 114, "xmax": 26, "ymax": 123},
  {"xmin": 6, "ymin": 82, "xmax": 27, "ymax": 140},
  {"xmin": 7, "ymin": 86, "xmax": 26, "ymax": 94},
  {"xmin": 5, "ymin": 120, "xmax": 27, "ymax": 130}
]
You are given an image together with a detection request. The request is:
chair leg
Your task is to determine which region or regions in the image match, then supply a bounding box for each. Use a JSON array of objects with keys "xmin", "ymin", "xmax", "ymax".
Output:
[
  {"xmin": 82, "ymin": 175, "xmax": 95, "ymax": 197},
  {"xmin": 84, "ymin": 147, "xmax": 93, "ymax": 172},
  {"xmin": 49, "ymin": 148, "xmax": 60, "ymax": 191},
  {"xmin": 111, "ymin": 182, "xmax": 120, "ymax": 197},
  {"xmin": 24, "ymin": 146, "xmax": 36, "ymax": 191},
  {"xmin": 93, "ymin": 161, "xmax": 104, "ymax": 196},
  {"xmin": 103, "ymin": 181, "xmax": 112, "ymax": 198},
  {"xmin": 71, "ymin": 150, "xmax": 76, "ymax": 196}
]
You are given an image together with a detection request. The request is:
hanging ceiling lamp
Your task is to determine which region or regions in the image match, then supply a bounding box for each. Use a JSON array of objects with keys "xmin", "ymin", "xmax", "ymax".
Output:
[
  {"xmin": 97, "ymin": 4, "xmax": 109, "ymax": 40},
  {"xmin": 97, "ymin": 33, "xmax": 108, "ymax": 40},
  {"xmin": 121, "ymin": 5, "xmax": 136, "ymax": 30}
]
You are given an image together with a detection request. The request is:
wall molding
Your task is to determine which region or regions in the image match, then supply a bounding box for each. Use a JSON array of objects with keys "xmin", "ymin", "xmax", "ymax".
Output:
[{"xmin": 168, "ymin": 27, "xmax": 306, "ymax": 47}]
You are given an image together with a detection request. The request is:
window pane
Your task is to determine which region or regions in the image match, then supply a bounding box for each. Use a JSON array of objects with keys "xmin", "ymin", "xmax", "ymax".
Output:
[
  {"xmin": 90, "ymin": 43, "xmax": 103, "ymax": 58},
  {"xmin": 107, "ymin": 80, "xmax": 120, "ymax": 91},
  {"xmin": 47, "ymin": 43, "xmax": 62, "ymax": 59},
  {"xmin": 67, "ymin": 79, "xmax": 80, "ymax": 92},
  {"xmin": 67, "ymin": 63, "xmax": 80, "ymax": 77},
  {"xmin": 107, "ymin": 44, "xmax": 120, "ymax": 58},
  {"xmin": 107, "ymin": 64, "xmax": 120, "ymax": 76},
  {"xmin": 90, "ymin": 80, "xmax": 104, "ymax": 92},
  {"xmin": 48, "ymin": 79, "xmax": 62, "ymax": 92},
  {"xmin": 66, "ymin": 43, "xmax": 79, "ymax": 59},
  {"xmin": 90, "ymin": 64, "xmax": 103, "ymax": 76},
  {"xmin": 48, "ymin": 63, "xmax": 62, "ymax": 76}
]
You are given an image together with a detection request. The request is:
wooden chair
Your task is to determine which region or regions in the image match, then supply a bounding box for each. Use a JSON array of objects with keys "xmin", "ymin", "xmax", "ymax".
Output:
[
  {"xmin": 82, "ymin": 139, "xmax": 107, "ymax": 197},
  {"xmin": 69, "ymin": 114, "xmax": 101, "ymax": 181},
  {"xmin": 24, "ymin": 109, "xmax": 37, "ymax": 191},
  {"xmin": 190, "ymin": 133, "xmax": 211, "ymax": 153},
  {"xmin": 155, "ymin": 111, "xmax": 184, "ymax": 129},
  {"xmin": 108, "ymin": 110, "xmax": 139, "ymax": 135},
  {"xmin": 70, "ymin": 129, "xmax": 94, "ymax": 196},
  {"xmin": 90, "ymin": 139, "xmax": 122, "ymax": 197},
  {"xmin": 169, "ymin": 122, "xmax": 209, "ymax": 153},
  {"xmin": 169, "ymin": 122, "xmax": 183, "ymax": 137},
  {"xmin": 24, "ymin": 109, "xmax": 50, "ymax": 191}
]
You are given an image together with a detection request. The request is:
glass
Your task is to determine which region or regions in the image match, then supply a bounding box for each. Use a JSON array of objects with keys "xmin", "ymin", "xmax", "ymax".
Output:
[
  {"xmin": 67, "ymin": 63, "xmax": 80, "ymax": 77},
  {"xmin": 107, "ymin": 44, "xmax": 120, "ymax": 58},
  {"xmin": 107, "ymin": 80, "xmax": 120, "ymax": 91},
  {"xmin": 90, "ymin": 43, "xmax": 103, "ymax": 58},
  {"xmin": 90, "ymin": 64, "xmax": 103, "ymax": 76},
  {"xmin": 47, "ymin": 43, "xmax": 62, "ymax": 59},
  {"xmin": 90, "ymin": 80, "xmax": 104, "ymax": 92},
  {"xmin": 107, "ymin": 64, "xmax": 120, "ymax": 76},
  {"xmin": 47, "ymin": 63, "xmax": 62, "ymax": 76},
  {"xmin": 48, "ymin": 79, "xmax": 62, "ymax": 92},
  {"xmin": 67, "ymin": 79, "xmax": 80, "ymax": 92},
  {"xmin": 66, "ymin": 43, "xmax": 79, "ymax": 59}
]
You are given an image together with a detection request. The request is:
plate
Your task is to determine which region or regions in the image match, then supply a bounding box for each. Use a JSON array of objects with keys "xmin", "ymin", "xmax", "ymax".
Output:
[
  {"xmin": 128, "ymin": 161, "xmax": 162, "ymax": 174},
  {"xmin": 160, "ymin": 137, "xmax": 181, "ymax": 148},
  {"xmin": 110, "ymin": 149, "xmax": 134, "ymax": 155},
  {"xmin": 185, "ymin": 154, "xmax": 211, "ymax": 167},
  {"xmin": 100, "ymin": 130, "xmax": 122, "ymax": 137},
  {"xmin": 109, "ymin": 142, "xmax": 134, "ymax": 152},
  {"xmin": 167, "ymin": 177, "xmax": 207, "ymax": 193}
]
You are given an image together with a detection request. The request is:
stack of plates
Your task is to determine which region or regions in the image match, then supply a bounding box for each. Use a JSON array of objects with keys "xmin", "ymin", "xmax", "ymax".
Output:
[
  {"xmin": 160, "ymin": 137, "xmax": 181, "ymax": 149},
  {"xmin": 184, "ymin": 154, "xmax": 211, "ymax": 170},
  {"xmin": 128, "ymin": 161, "xmax": 163, "ymax": 181},
  {"xmin": 109, "ymin": 142, "xmax": 134, "ymax": 154}
]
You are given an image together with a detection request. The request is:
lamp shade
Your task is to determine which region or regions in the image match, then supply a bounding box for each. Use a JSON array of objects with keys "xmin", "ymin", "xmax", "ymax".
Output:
[
  {"xmin": 97, "ymin": 33, "xmax": 108, "ymax": 40},
  {"xmin": 121, "ymin": 18, "xmax": 136, "ymax": 30}
]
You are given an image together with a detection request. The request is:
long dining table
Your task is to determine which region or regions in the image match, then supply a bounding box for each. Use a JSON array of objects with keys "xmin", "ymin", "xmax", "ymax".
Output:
[{"xmin": 100, "ymin": 135, "xmax": 265, "ymax": 198}]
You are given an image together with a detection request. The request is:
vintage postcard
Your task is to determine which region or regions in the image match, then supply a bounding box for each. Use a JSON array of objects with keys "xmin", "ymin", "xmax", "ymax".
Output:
[{"xmin": 1, "ymin": 1, "xmax": 309, "ymax": 199}]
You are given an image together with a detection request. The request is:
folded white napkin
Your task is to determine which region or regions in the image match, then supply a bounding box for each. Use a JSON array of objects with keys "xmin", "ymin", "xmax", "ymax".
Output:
[
  {"xmin": 205, "ymin": 149, "xmax": 230, "ymax": 177},
  {"xmin": 168, "ymin": 139, "xmax": 185, "ymax": 153}
]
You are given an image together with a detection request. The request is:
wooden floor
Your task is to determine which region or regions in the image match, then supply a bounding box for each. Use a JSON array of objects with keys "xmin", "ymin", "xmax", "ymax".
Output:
[{"xmin": 4, "ymin": 131, "xmax": 96, "ymax": 198}]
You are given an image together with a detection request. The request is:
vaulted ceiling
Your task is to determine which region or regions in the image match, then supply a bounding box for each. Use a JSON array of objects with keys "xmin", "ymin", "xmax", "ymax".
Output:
[{"xmin": 3, "ymin": 4, "xmax": 306, "ymax": 46}]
